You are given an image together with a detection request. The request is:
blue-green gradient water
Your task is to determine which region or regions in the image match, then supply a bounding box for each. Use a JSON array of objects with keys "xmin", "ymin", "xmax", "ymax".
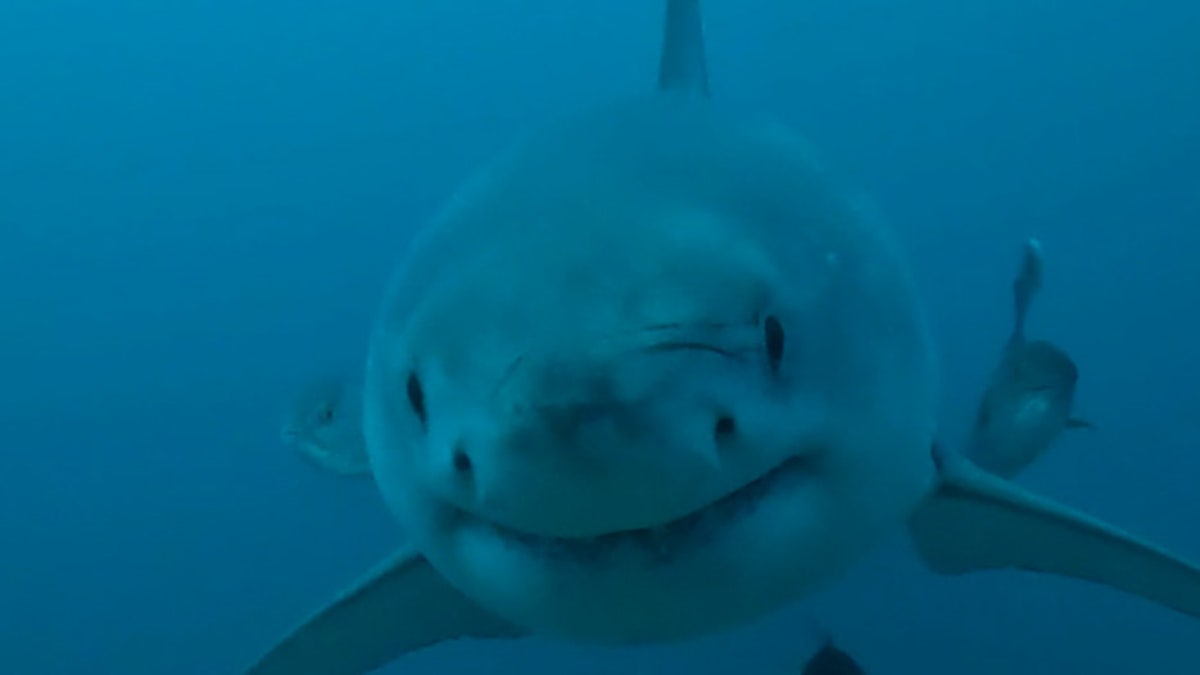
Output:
[{"xmin": 2, "ymin": 1, "xmax": 1198, "ymax": 673}]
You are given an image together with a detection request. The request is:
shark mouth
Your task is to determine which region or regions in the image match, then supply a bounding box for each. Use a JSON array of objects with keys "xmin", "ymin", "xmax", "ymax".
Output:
[{"xmin": 470, "ymin": 455, "xmax": 817, "ymax": 564}]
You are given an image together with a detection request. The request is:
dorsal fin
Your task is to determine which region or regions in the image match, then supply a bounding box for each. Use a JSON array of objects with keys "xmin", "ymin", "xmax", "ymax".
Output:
[
  {"xmin": 1010, "ymin": 238, "xmax": 1044, "ymax": 344},
  {"xmin": 657, "ymin": 0, "xmax": 710, "ymax": 97}
]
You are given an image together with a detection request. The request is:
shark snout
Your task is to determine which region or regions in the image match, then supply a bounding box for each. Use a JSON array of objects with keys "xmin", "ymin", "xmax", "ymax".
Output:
[{"xmin": 435, "ymin": 390, "xmax": 763, "ymax": 539}]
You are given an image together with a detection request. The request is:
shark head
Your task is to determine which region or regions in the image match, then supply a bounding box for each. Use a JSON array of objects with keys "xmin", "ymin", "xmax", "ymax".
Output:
[
  {"xmin": 361, "ymin": 95, "xmax": 940, "ymax": 641},
  {"xmin": 1006, "ymin": 339, "xmax": 1080, "ymax": 394},
  {"xmin": 244, "ymin": 6, "xmax": 1200, "ymax": 673},
  {"xmin": 965, "ymin": 338, "xmax": 1086, "ymax": 478},
  {"xmin": 282, "ymin": 374, "xmax": 370, "ymax": 477}
]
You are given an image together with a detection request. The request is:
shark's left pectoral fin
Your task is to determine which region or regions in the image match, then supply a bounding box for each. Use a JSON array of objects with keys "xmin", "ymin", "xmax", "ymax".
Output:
[
  {"xmin": 245, "ymin": 545, "xmax": 525, "ymax": 675},
  {"xmin": 908, "ymin": 449, "xmax": 1200, "ymax": 620}
]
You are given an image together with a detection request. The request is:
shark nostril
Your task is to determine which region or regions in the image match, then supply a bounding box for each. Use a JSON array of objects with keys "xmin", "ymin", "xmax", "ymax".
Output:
[
  {"xmin": 714, "ymin": 415, "xmax": 736, "ymax": 440},
  {"xmin": 453, "ymin": 448, "xmax": 473, "ymax": 474}
]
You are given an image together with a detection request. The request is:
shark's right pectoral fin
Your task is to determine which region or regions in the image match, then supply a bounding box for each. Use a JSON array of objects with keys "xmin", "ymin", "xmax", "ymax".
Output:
[
  {"xmin": 245, "ymin": 545, "xmax": 525, "ymax": 675},
  {"xmin": 908, "ymin": 449, "xmax": 1200, "ymax": 620}
]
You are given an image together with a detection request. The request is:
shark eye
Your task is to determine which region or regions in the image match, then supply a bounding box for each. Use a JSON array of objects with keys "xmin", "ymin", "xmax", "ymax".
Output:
[
  {"xmin": 318, "ymin": 404, "xmax": 335, "ymax": 424},
  {"xmin": 406, "ymin": 371, "xmax": 428, "ymax": 429},
  {"xmin": 714, "ymin": 415, "xmax": 737, "ymax": 440},
  {"xmin": 764, "ymin": 315, "xmax": 785, "ymax": 372},
  {"xmin": 452, "ymin": 449, "xmax": 472, "ymax": 473}
]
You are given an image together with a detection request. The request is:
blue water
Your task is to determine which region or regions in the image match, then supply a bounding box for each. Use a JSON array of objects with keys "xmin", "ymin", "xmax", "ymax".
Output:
[{"xmin": 2, "ymin": 1, "xmax": 1198, "ymax": 673}]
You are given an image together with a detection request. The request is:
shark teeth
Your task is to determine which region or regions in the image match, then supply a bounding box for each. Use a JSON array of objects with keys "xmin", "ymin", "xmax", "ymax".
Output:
[{"xmin": 484, "ymin": 456, "xmax": 816, "ymax": 564}]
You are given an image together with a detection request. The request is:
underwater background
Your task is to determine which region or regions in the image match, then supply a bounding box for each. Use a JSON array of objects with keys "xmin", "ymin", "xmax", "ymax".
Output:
[{"xmin": 1, "ymin": 1, "xmax": 1198, "ymax": 673}]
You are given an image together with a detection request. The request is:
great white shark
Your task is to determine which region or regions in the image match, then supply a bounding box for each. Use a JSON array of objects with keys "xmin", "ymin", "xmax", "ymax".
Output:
[{"xmin": 244, "ymin": 2, "xmax": 1200, "ymax": 672}]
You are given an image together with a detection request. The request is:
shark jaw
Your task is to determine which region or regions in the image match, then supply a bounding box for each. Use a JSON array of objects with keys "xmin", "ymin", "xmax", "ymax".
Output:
[
  {"xmin": 464, "ymin": 453, "xmax": 820, "ymax": 565},
  {"xmin": 396, "ymin": 444, "xmax": 913, "ymax": 646}
]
